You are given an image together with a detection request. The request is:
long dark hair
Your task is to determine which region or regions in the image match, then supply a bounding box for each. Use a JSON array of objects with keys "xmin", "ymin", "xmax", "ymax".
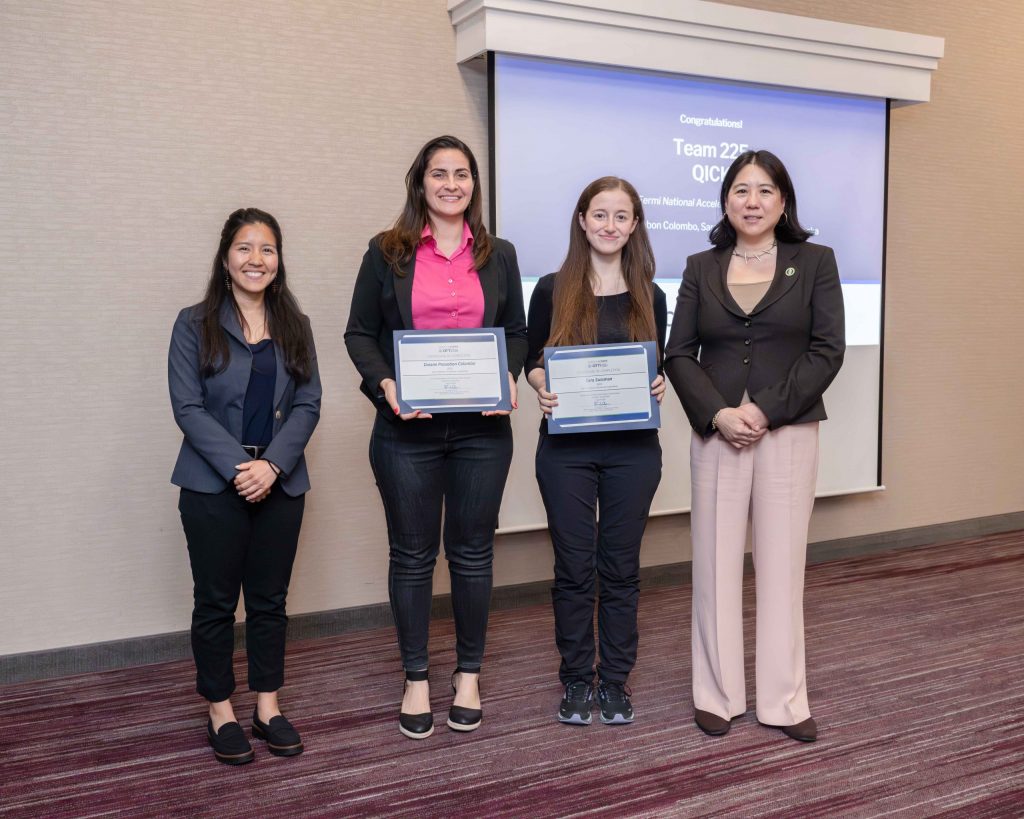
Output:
[
  {"xmin": 377, "ymin": 135, "xmax": 492, "ymax": 275},
  {"xmin": 547, "ymin": 177, "xmax": 657, "ymax": 348},
  {"xmin": 199, "ymin": 208, "xmax": 313, "ymax": 383},
  {"xmin": 709, "ymin": 149, "xmax": 812, "ymax": 249}
]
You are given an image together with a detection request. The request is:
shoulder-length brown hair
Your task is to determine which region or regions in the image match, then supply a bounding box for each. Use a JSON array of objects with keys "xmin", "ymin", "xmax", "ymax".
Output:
[
  {"xmin": 199, "ymin": 208, "xmax": 313, "ymax": 383},
  {"xmin": 377, "ymin": 135, "xmax": 492, "ymax": 275},
  {"xmin": 547, "ymin": 177, "xmax": 657, "ymax": 348}
]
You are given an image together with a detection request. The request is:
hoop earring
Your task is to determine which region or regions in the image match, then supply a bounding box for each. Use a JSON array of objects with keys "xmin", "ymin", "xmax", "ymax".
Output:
[{"xmin": 779, "ymin": 211, "xmax": 789, "ymax": 226}]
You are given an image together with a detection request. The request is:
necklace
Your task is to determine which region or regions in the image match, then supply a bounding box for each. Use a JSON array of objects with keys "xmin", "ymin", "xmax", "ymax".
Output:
[
  {"xmin": 242, "ymin": 312, "xmax": 267, "ymax": 343},
  {"xmin": 732, "ymin": 240, "xmax": 777, "ymax": 263}
]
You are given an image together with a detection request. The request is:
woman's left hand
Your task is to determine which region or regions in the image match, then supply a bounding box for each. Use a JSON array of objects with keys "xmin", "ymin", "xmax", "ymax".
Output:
[
  {"xmin": 650, "ymin": 374, "xmax": 666, "ymax": 404},
  {"xmin": 482, "ymin": 372, "xmax": 519, "ymax": 416},
  {"xmin": 234, "ymin": 459, "xmax": 279, "ymax": 502}
]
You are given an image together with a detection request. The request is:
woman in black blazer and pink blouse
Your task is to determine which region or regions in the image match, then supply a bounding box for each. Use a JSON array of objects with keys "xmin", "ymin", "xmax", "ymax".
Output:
[
  {"xmin": 345, "ymin": 135, "xmax": 527, "ymax": 740},
  {"xmin": 169, "ymin": 208, "xmax": 321, "ymax": 764},
  {"xmin": 665, "ymin": 150, "xmax": 844, "ymax": 743}
]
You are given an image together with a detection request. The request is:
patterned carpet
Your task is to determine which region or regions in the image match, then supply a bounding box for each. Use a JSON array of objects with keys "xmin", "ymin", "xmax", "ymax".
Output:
[{"xmin": 3, "ymin": 531, "xmax": 1023, "ymax": 818}]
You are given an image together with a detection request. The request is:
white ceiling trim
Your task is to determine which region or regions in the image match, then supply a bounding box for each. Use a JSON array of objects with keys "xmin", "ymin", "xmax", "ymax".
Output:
[{"xmin": 448, "ymin": 0, "xmax": 944, "ymax": 104}]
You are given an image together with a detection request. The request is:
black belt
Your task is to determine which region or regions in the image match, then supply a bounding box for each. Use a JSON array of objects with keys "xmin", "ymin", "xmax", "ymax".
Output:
[{"xmin": 241, "ymin": 445, "xmax": 267, "ymax": 459}]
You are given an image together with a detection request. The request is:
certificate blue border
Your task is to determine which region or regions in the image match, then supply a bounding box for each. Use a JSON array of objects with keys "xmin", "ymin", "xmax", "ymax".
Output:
[
  {"xmin": 544, "ymin": 341, "xmax": 660, "ymax": 434},
  {"xmin": 394, "ymin": 327, "xmax": 511, "ymax": 413}
]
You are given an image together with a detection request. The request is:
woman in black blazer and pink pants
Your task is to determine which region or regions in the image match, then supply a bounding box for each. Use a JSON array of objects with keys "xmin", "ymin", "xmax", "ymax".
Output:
[
  {"xmin": 345, "ymin": 135, "xmax": 527, "ymax": 740},
  {"xmin": 665, "ymin": 151, "xmax": 844, "ymax": 743}
]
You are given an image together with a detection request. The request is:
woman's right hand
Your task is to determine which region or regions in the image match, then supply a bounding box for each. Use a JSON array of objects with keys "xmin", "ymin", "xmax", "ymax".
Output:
[
  {"xmin": 714, "ymin": 407, "xmax": 766, "ymax": 449},
  {"xmin": 526, "ymin": 369, "xmax": 558, "ymax": 416},
  {"xmin": 381, "ymin": 378, "xmax": 432, "ymax": 421}
]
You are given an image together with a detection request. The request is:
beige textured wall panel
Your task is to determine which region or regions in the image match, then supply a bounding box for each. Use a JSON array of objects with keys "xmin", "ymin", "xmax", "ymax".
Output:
[
  {"xmin": 2, "ymin": 0, "xmax": 1022, "ymax": 655},
  {"xmin": 0, "ymin": 0, "xmax": 489, "ymax": 655}
]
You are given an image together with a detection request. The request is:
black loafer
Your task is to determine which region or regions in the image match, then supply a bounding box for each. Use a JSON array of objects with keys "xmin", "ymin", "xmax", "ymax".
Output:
[
  {"xmin": 447, "ymin": 669, "xmax": 482, "ymax": 732},
  {"xmin": 252, "ymin": 710, "xmax": 304, "ymax": 757},
  {"xmin": 694, "ymin": 709, "xmax": 731, "ymax": 737},
  {"xmin": 207, "ymin": 719, "xmax": 255, "ymax": 765}
]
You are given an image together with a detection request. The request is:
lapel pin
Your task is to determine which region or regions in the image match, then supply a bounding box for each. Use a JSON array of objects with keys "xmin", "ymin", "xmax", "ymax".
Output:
[{"xmin": 785, "ymin": 267, "xmax": 796, "ymax": 277}]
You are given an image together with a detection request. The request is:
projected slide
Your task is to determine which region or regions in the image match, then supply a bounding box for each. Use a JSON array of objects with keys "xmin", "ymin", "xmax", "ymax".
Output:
[{"xmin": 493, "ymin": 55, "xmax": 886, "ymax": 530}]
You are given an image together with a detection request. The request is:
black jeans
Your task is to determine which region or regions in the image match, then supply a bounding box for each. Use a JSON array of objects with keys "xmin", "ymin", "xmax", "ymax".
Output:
[
  {"xmin": 369, "ymin": 413, "xmax": 513, "ymax": 672},
  {"xmin": 535, "ymin": 430, "xmax": 662, "ymax": 685},
  {"xmin": 178, "ymin": 486, "xmax": 305, "ymax": 702}
]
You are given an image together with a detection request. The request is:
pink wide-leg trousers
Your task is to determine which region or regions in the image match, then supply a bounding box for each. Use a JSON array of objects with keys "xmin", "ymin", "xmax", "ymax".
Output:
[{"xmin": 689, "ymin": 422, "xmax": 819, "ymax": 726}]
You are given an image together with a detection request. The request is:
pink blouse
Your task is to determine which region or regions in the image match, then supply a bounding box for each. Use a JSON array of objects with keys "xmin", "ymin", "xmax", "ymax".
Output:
[{"xmin": 411, "ymin": 222, "xmax": 485, "ymax": 330}]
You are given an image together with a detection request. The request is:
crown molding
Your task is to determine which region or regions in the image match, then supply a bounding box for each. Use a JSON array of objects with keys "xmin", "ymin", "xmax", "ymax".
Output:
[{"xmin": 448, "ymin": 0, "xmax": 943, "ymax": 104}]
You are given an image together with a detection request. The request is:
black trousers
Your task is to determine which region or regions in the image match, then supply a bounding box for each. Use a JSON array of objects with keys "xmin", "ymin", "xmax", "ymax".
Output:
[
  {"xmin": 535, "ymin": 430, "xmax": 662, "ymax": 685},
  {"xmin": 178, "ymin": 486, "xmax": 305, "ymax": 702},
  {"xmin": 369, "ymin": 413, "xmax": 513, "ymax": 672}
]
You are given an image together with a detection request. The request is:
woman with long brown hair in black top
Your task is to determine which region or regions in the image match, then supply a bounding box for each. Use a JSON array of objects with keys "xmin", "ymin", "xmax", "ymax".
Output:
[{"xmin": 525, "ymin": 177, "xmax": 666, "ymax": 726}]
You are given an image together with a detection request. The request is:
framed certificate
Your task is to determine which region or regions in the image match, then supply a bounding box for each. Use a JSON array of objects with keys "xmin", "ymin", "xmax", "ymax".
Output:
[
  {"xmin": 394, "ymin": 328, "xmax": 511, "ymax": 413},
  {"xmin": 544, "ymin": 341, "xmax": 660, "ymax": 434}
]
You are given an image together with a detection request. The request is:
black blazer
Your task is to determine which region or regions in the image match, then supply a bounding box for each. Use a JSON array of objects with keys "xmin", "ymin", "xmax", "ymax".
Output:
[
  {"xmin": 664, "ymin": 241, "xmax": 845, "ymax": 435},
  {"xmin": 344, "ymin": 234, "xmax": 528, "ymax": 421}
]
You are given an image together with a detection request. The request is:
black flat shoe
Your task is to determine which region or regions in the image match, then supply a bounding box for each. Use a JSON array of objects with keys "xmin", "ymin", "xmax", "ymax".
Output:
[
  {"xmin": 252, "ymin": 710, "xmax": 304, "ymax": 757},
  {"xmin": 399, "ymin": 710, "xmax": 434, "ymax": 739},
  {"xmin": 207, "ymin": 719, "xmax": 255, "ymax": 765},
  {"xmin": 447, "ymin": 668, "xmax": 482, "ymax": 732},
  {"xmin": 694, "ymin": 709, "xmax": 731, "ymax": 737},
  {"xmin": 759, "ymin": 716, "xmax": 818, "ymax": 742},
  {"xmin": 400, "ymin": 669, "xmax": 434, "ymax": 740}
]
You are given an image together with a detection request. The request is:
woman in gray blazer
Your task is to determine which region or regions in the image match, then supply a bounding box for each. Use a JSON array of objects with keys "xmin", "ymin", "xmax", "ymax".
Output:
[
  {"xmin": 665, "ymin": 151, "xmax": 844, "ymax": 743},
  {"xmin": 169, "ymin": 208, "xmax": 321, "ymax": 764}
]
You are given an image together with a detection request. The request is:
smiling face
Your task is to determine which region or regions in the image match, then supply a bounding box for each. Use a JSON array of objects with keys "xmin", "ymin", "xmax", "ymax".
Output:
[
  {"xmin": 724, "ymin": 162, "xmax": 786, "ymax": 247},
  {"xmin": 578, "ymin": 188, "xmax": 638, "ymax": 260},
  {"xmin": 224, "ymin": 222, "xmax": 279, "ymax": 298},
  {"xmin": 423, "ymin": 148, "xmax": 474, "ymax": 226}
]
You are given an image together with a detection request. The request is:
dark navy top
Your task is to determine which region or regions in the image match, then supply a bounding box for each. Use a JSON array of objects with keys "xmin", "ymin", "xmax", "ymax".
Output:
[{"xmin": 242, "ymin": 339, "xmax": 276, "ymax": 447}]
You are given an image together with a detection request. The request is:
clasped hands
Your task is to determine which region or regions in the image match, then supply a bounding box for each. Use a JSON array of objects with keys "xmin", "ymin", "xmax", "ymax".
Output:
[
  {"xmin": 234, "ymin": 459, "xmax": 279, "ymax": 503},
  {"xmin": 714, "ymin": 403, "xmax": 770, "ymax": 449},
  {"xmin": 380, "ymin": 374, "xmax": 519, "ymax": 421}
]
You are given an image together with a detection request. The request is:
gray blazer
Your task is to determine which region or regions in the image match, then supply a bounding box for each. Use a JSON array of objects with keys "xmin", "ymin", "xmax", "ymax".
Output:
[{"xmin": 169, "ymin": 301, "xmax": 321, "ymax": 496}]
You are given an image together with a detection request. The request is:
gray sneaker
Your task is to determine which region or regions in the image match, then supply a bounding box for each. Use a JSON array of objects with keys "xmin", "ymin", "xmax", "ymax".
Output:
[
  {"xmin": 597, "ymin": 680, "xmax": 634, "ymax": 724},
  {"xmin": 558, "ymin": 680, "xmax": 594, "ymax": 725}
]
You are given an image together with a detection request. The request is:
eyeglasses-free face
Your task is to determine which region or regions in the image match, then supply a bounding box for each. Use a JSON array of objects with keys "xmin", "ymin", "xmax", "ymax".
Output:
[
  {"xmin": 577, "ymin": 188, "xmax": 638, "ymax": 260},
  {"xmin": 224, "ymin": 222, "xmax": 279, "ymax": 297},
  {"xmin": 423, "ymin": 148, "xmax": 474, "ymax": 226},
  {"xmin": 724, "ymin": 163, "xmax": 786, "ymax": 247}
]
